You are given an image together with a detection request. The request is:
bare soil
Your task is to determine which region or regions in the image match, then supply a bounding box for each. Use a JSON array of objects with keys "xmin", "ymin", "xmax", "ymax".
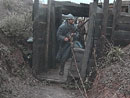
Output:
[
  {"xmin": 1, "ymin": 71, "xmax": 82, "ymax": 98},
  {"xmin": 88, "ymin": 44, "xmax": 130, "ymax": 98}
]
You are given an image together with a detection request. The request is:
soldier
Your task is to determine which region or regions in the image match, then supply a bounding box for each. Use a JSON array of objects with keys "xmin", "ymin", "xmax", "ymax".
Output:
[
  {"xmin": 77, "ymin": 18, "xmax": 86, "ymax": 48},
  {"xmin": 56, "ymin": 14, "xmax": 78, "ymax": 75}
]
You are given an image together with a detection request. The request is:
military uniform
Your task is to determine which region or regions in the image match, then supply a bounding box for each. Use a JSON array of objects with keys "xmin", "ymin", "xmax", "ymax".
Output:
[{"xmin": 56, "ymin": 20, "xmax": 78, "ymax": 75}]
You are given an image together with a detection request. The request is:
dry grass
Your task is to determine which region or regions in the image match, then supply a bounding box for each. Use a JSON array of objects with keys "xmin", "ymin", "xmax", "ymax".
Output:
[
  {"xmin": 0, "ymin": 12, "xmax": 32, "ymax": 38},
  {"xmin": 0, "ymin": 0, "xmax": 33, "ymax": 39},
  {"xmin": 88, "ymin": 37, "xmax": 130, "ymax": 98},
  {"xmin": 1, "ymin": 0, "xmax": 32, "ymax": 13}
]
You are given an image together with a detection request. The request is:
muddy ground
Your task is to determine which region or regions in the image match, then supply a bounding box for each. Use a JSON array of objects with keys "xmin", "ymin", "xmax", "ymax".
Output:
[
  {"xmin": 88, "ymin": 44, "xmax": 130, "ymax": 98},
  {"xmin": 1, "ymin": 70, "xmax": 82, "ymax": 98},
  {"xmin": 0, "ymin": 29, "xmax": 82, "ymax": 98}
]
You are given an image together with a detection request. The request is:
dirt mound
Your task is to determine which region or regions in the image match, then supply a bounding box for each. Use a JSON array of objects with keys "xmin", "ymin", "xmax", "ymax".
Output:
[
  {"xmin": 0, "ymin": 0, "xmax": 33, "ymax": 67},
  {"xmin": 89, "ymin": 44, "xmax": 130, "ymax": 98},
  {"xmin": 0, "ymin": 30, "xmax": 28, "ymax": 97},
  {"xmin": 0, "ymin": 0, "xmax": 34, "ymax": 97}
]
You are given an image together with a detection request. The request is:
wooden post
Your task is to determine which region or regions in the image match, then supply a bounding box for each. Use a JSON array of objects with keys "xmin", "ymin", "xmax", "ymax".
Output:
[
  {"xmin": 101, "ymin": 0, "xmax": 109, "ymax": 36},
  {"xmin": 128, "ymin": 5, "xmax": 130, "ymax": 14},
  {"xmin": 81, "ymin": 1, "xmax": 97, "ymax": 79},
  {"xmin": 44, "ymin": 0, "xmax": 52, "ymax": 71},
  {"xmin": 111, "ymin": 0, "xmax": 122, "ymax": 41},
  {"xmin": 48, "ymin": 1, "xmax": 56, "ymax": 68},
  {"xmin": 94, "ymin": 0, "xmax": 99, "ymax": 4},
  {"xmin": 32, "ymin": 0, "xmax": 39, "ymax": 21},
  {"xmin": 96, "ymin": 0, "xmax": 109, "ymax": 62},
  {"xmin": 32, "ymin": 7, "xmax": 47, "ymax": 75},
  {"xmin": 51, "ymin": 2, "xmax": 56, "ymax": 68}
]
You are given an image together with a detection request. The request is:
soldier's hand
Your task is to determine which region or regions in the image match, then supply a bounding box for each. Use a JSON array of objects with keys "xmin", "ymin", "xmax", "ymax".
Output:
[
  {"xmin": 71, "ymin": 33, "xmax": 74, "ymax": 36},
  {"xmin": 64, "ymin": 37, "xmax": 69, "ymax": 41},
  {"xmin": 71, "ymin": 33, "xmax": 76, "ymax": 36}
]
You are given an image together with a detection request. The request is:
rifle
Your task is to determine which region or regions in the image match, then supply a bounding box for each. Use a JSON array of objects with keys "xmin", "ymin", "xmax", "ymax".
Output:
[
  {"xmin": 77, "ymin": 18, "xmax": 89, "ymax": 30},
  {"xmin": 65, "ymin": 18, "xmax": 89, "ymax": 43}
]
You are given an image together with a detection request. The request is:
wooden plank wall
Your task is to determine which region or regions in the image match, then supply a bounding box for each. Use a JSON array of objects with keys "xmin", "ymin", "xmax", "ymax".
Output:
[
  {"xmin": 111, "ymin": 0, "xmax": 130, "ymax": 45},
  {"xmin": 48, "ymin": 2, "xmax": 56, "ymax": 68},
  {"xmin": 111, "ymin": 0, "xmax": 122, "ymax": 40},
  {"xmin": 114, "ymin": 14, "xmax": 130, "ymax": 45},
  {"xmin": 81, "ymin": 2, "xmax": 98, "ymax": 79},
  {"xmin": 32, "ymin": 2, "xmax": 57, "ymax": 74}
]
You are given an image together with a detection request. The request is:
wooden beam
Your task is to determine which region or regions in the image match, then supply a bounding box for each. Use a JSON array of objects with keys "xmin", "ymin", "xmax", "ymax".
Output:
[
  {"xmin": 118, "ymin": 14, "xmax": 130, "ymax": 24},
  {"xmin": 113, "ymin": 30, "xmax": 130, "ymax": 44},
  {"xmin": 32, "ymin": 7, "xmax": 47, "ymax": 75},
  {"xmin": 32, "ymin": 0, "xmax": 39, "ymax": 21},
  {"xmin": 94, "ymin": 0, "xmax": 99, "ymax": 4},
  {"xmin": 81, "ymin": 2, "xmax": 97, "ymax": 79},
  {"xmin": 116, "ymin": 23, "xmax": 130, "ymax": 31},
  {"xmin": 52, "ymin": 4, "xmax": 56, "ymax": 68},
  {"xmin": 54, "ymin": 1, "xmax": 89, "ymax": 17},
  {"xmin": 111, "ymin": 0, "xmax": 122, "ymax": 40},
  {"xmin": 101, "ymin": 0, "xmax": 109, "ymax": 36},
  {"xmin": 128, "ymin": 5, "xmax": 130, "ymax": 14},
  {"xmin": 49, "ymin": 2, "xmax": 56, "ymax": 68},
  {"xmin": 44, "ymin": 0, "xmax": 52, "ymax": 72}
]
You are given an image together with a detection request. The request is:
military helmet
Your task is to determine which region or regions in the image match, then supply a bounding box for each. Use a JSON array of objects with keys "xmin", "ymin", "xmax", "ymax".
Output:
[{"xmin": 65, "ymin": 14, "xmax": 75, "ymax": 20}]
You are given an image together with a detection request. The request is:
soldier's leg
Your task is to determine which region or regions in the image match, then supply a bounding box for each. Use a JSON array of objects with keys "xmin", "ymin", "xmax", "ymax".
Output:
[
  {"xmin": 56, "ymin": 47, "xmax": 63, "ymax": 62},
  {"xmin": 59, "ymin": 62, "xmax": 65, "ymax": 75},
  {"xmin": 59, "ymin": 46, "xmax": 71, "ymax": 75}
]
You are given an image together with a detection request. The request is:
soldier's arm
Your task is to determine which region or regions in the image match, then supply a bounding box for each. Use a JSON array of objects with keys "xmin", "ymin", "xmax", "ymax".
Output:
[
  {"xmin": 74, "ymin": 25, "xmax": 79, "ymax": 38},
  {"xmin": 57, "ymin": 25, "xmax": 66, "ymax": 41}
]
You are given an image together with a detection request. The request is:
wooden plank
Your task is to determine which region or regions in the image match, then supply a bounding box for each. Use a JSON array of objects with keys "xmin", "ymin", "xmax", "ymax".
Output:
[
  {"xmin": 32, "ymin": 0, "xmax": 39, "ymax": 21},
  {"xmin": 96, "ymin": 13, "xmax": 113, "ymax": 28},
  {"xmin": 111, "ymin": 0, "xmax": 122, "ymax": 40},
  {"xmin": 62, "ymin": 6, "xmax": 89, "ymax": 17},
  {"xmin": 96, "ymin": 13, "xmax": 113, "ymax": 21},
  {"xmin": 69, "ymin": 49, "xmax": 84, "ymax": 78},
  {"xmin": 113, "ymin": 30, "xmax": 130, "ymax": 40},
  {"xmin": 118, "ymin": 15, "xmax": 130, "ymax": 24},
  {"xmin": 54, "ymin": 1, "xmax": 89, "ymax": 17},
  {"xmin": 128, "ymin": 5, "xmax": 130, "ymax": 14},
  {"xmin": 81, "ymin": 2, "xmax": 97, "ymax": 79},
  {"xmin": 106, "ymin": 27, "xmax": 112, "ymax": 36},
  {"xmin": 116, "ymin": 23, "xmax": 130, "ymax": 31},
  {"xmin": 94, "ymin": 0, "xmax": 99, "ymax": 4},
  {"xmin": 36, "ymin": 59, "xmax": 71, "ymax": 83},
  {"xmin": 113, "ymin": 30, "xmax": 130, "ymax": 45},
  {"xmin": 54, "ymin": 1, "xmax": 89, "ymax": 8},
  {"xmin": 95, "ymin": 14, "xmax": 113, "ymax": 39},
  {"xmin": 101, "ymin": 0, "xmax": 109, "ymax": 35},
  {"xmin": 32, "ymin": 8, "xmax": 47, "ymax": 75},
  {"xmin": 44, "ymin": 0, "xmax": 52, "ymax": 71},
  {"xmin": 95, "ymin": 0, "xmax": 109, "ymax": 62},
  {"xmin": 50, "ymin": 3, "xmax": 56, "ymax": 68}
]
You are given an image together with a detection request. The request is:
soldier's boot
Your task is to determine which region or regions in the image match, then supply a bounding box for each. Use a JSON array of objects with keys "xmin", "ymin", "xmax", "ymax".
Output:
[{"xmin": 59, "ymin": 62, "xmax": 65, "ymax": 76}]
